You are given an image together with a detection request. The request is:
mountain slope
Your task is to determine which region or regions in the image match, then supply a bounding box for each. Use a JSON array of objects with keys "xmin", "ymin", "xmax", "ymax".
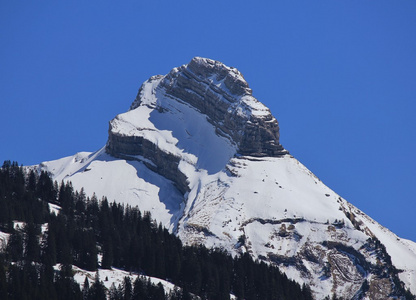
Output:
[{"xmin": 37, "ymin": 57, "xmax": 416, "ymax": 299}]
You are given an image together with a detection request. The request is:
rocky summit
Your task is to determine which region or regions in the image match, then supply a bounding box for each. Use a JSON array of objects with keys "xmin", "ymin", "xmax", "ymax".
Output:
[
  {"xmin": 108, "ymin": 57, "xmax": 287, "ymax": 160},
  {"xmin": 37, "ymin": 57, "xmax": 416, "ymax": 299}
]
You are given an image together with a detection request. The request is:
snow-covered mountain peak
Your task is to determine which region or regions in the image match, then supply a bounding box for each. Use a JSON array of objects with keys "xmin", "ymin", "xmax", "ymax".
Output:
[
  {"xmin": 36, "ymin": 58, "xmax": 416, "ymax": 299},
  {"xmin": 162, "ymin": 56, "xmax": 274, "ymax": 119},
  {"xmin": 120, "ymin": 57, "xmax": 287, "ymax": 162},
  {"xmin": 130, "ymin": 57, "xmax": 253, "ymax": 111}
]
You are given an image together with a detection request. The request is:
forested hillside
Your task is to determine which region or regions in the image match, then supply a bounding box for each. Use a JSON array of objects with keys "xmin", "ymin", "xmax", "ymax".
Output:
[{"xmin": 0, "ymin": 161, "xmax": 313, "ymax": 300}]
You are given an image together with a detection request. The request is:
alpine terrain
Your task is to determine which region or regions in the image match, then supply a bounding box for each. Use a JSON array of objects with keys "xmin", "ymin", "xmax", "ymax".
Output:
[{"xmin": 36, "ymin": 57, "xmax": 416, "ymax": 299}]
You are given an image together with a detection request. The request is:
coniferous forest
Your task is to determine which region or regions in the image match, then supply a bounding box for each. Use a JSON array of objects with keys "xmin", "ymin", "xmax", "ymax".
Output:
[{"xmin": 0, "ymin": 161, "xmax": 313, "ymax": 300}]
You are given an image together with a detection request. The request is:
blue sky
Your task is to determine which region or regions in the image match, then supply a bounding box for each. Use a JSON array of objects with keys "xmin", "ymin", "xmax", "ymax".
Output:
[{"xmin": 1, "ymin": 1, "xmax": 415, "ymax": 241}]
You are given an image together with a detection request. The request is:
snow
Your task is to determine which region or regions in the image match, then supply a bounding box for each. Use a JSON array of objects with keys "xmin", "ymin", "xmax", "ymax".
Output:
[
  {"xmin": 39, "ymin": 149, "xmax": 103, "ymax": 183},
  {"xmin": 149, "ymin": 91, "xmax": 236, "ymax": 174},
  {"xmin": 178, "ymin": 155, "xmax": 355, "ymax": 244},
  {"xmin": 239, "ymin": 94, "xmax": 271, "ymax": 117},
  {"xmin": 48, "ymin": 203, "xmax": 61, "ymax": 215},
  {"xmin": 225, "ymin": 156, "xmax": 346, "ymax": 223},
  {"xmin": 41, "ymin": 223, "xmax": 48, "ymax": 234},
  {"xmin": 0, "ymin": 231, "xmax": 10, "ymax": 250},
  {"xmin": 13, "ymin": 221, "xmax": 25, "ymax": 230}
]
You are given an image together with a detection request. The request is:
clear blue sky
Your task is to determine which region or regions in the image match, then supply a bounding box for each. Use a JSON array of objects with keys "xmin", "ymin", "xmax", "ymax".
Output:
[{"xmin": 1, "ymin": 1, "xmax": 415, "ymax": 241}]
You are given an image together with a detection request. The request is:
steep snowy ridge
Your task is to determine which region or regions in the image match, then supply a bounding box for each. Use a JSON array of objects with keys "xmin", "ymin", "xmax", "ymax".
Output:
[{"xmin": 36, "ymin": 57, "xmax": 416, "ymax": 299}]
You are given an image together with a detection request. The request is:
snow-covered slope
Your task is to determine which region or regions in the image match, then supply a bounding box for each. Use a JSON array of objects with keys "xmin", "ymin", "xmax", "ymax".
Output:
[
  {"xmin": 39, "ymin": 148, "xmax": 184, "ymax": 231},
  {"xmin": 36, "ymin": 57, "xmax": 416, "ymax": 299},
  {"xmin": 69, "ymin": 265, "xmax": 177, "ymax": 296}
]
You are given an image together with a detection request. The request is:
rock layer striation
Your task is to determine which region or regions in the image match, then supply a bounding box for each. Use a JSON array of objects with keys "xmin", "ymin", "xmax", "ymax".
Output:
[{"xmin": 159, "ymin": 57, "xmax": 286, "ymax": 157}]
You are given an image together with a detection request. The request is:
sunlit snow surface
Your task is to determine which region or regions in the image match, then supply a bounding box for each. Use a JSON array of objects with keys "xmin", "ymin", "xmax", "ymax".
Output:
[
  {"xmin": 40, "ymin": 148, "xmax": 184, "ymax": 231},
  {"xmin": 36, "ymin": 73, "xmax": 416, "ymax": 297}
]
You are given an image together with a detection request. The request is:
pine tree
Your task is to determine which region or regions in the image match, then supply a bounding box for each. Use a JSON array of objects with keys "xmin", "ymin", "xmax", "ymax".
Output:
[
  {"xmin": 83, "ymin": 276, "xmax": 90, "ymax": 300},
  {"xmin": 123, "ymin": 276, "xmax": 133, "ymax": 300},
  {"xmin": 132, "ymin": 276, "xmax": 147, "ymax": 299},
  {"xmin": 59, "ymin": 181, "xmax": 75, "ymax": 216},
  {"xmin": 154, "ymin": 282, "xmax": 165, "ymax": 300},
  {"xmin": 101, "ymin": 235, "xmax": 114, "ymax": 269},
  {"xmin": 7, "ymin": 228, "xmax": 24, "ymax": 261},
  {"xmin": 88, "ymin": 272, "xmax": 106, "ymax": 300},
  {"xmin": 109, "ymin": 283, "xmax": 123, "ymax": 300},
  {"xmin": 0, "ymin": 256, "xmax": 8, "ymax": 300},
  {"xmin": 43, "ymin": 223, "xmax": 57, "ymax": 266},
  {"xmin": 24, "ymin": 222, "xmax": 41, "ymax": 262},
  {"xmin": 36, "ymin": 170, "xmax": 57, "ymax": 203}
]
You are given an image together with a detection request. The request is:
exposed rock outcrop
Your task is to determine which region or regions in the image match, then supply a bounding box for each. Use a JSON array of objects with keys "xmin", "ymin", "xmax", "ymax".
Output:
[
  {"xmin": 131, "ymin": 57, "xmax": 288, "ymax": 157},
  {"xmin": 160, "ymin": 57, "xmax": 287, "ymax": 157},
  {"xmin": 106, "ymin": 132, "xmax": 189, "ymax": 194}
]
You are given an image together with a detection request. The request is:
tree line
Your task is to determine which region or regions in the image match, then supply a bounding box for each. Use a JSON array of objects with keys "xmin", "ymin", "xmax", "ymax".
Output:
[{"xmin": 0, "ymin": 161, "xmax": 313, "ymax": 299}]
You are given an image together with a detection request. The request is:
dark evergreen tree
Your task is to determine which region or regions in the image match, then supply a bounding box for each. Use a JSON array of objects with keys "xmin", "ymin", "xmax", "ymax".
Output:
[
  {"xmin": 87, "ymin": 272, "xmax": 106, "ymax": 300},
  {"xmin": 154, "ymin": 282, "xmax": 166, "ymax": 300},
  {"xmin": 42, "ymin": 222, "xmax": 57, "ymax": 266},
  {"xmin": 109, "ymin": 283, "xmax": 123, "ymax": 300},
  {"xmin": 24, "ymin": 222, "xmax": 41, "ymax": 262},
  {"xmin": 36, "ymin": 170, "xmax": 57, "ymax": 203},
  {"xmin": 123, "ymin": 276, "xmax": 133, "ymax": 300},
  {"xmin": 132, "ymin": 276, "xmax": 146, "ymax": 299},
  {"xmin": 59, "ymin": 181, "xmax": 75, "ymax": 216},
  {"xmin": 83, "ymin": 276, "xmax": 90, "ymax": 300},
  {"xmin": 6, "ymin": 229, "xmax": 24, "ymax": 261},
  {"xmin": 0, "ymin": 256, "xmax": 8, "ymax": 300}
]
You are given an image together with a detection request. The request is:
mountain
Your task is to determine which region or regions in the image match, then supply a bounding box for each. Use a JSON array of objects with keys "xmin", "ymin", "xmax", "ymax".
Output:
[{"xmin": 36, "ymin": 57, "xmax": 416, "ymax": 299}]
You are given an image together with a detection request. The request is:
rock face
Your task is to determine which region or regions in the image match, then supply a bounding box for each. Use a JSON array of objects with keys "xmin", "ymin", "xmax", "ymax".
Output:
[
  {"xmin": 106, "ymin": 132, "xmax": 189, "ymax": 195},
  {"xmin": 130, "ymin": 57, "xmax": 287, "ymax": 157}
]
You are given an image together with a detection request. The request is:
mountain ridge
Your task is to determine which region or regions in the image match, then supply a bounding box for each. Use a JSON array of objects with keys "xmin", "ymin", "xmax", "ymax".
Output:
[{"xmin": 35, "ymin": 57, "xmax": 416, "ymax": 299}]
